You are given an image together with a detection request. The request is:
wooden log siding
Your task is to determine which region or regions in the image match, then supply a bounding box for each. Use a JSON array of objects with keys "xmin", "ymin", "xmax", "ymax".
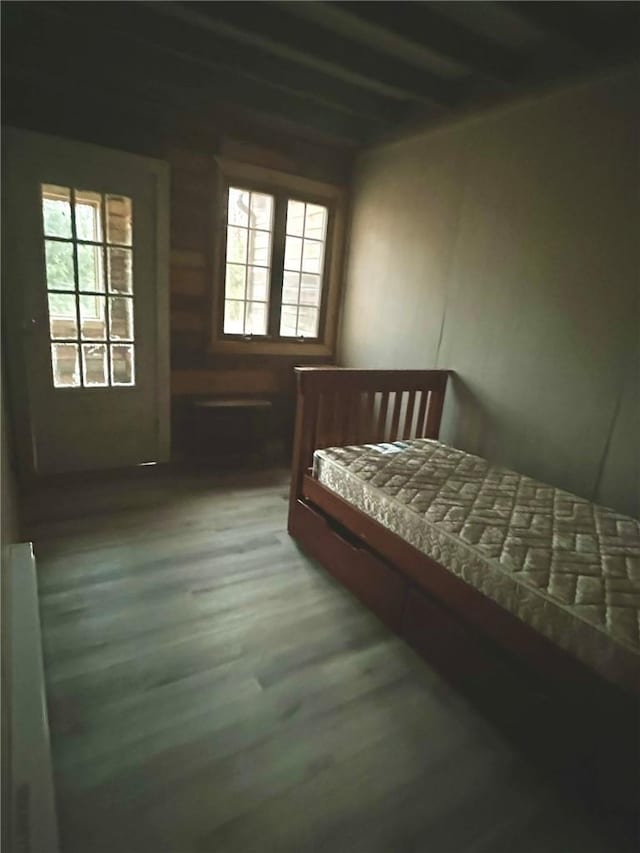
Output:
[
  {"xmin": 170, "ymin": 266, "xmax": 207, "ymax": 298},
  {"xmin": 166, "ymin": 144, "xmax": 343, "ymax": 456}
]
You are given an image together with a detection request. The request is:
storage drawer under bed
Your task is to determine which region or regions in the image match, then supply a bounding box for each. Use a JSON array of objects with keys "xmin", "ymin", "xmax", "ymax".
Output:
[{"xmin": 291, "ymin": 498, "xmax": 406, "ymax": 631}]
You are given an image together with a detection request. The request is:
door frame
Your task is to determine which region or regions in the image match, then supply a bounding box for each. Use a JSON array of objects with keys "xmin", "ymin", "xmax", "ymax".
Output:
[{"xmin": 1, "ymin": 126, "xmax": 171, "ymax": 478}]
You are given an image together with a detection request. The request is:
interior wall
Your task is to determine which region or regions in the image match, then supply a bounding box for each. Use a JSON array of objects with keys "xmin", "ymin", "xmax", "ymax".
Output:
[
  {"xmin": 1, "ymin": 385, "xmax": 19, "ymax": 548},
  {"xmin": 340, "ymin": 68, "xmax": 639, "ymax": 517}
]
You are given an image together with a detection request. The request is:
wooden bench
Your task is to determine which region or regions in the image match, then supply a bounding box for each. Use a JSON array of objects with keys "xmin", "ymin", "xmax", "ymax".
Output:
[{"xmin": 191, "ymin": 397, "xmax": 272, "ymax": 462}]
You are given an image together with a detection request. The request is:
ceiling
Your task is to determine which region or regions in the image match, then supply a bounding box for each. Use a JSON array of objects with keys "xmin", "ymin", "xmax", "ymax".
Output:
[{"xmin": 3, "ymin": 1, "xmax": 638, "ymax": 148}]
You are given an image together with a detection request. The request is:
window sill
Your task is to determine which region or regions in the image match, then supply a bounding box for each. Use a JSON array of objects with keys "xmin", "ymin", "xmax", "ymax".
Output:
[{"xmin": 209, "ymin": 337, "xmax": 334, "ymax": 357}]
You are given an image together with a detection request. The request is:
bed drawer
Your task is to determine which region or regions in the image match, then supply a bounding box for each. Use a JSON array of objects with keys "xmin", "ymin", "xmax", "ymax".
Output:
[
  {"xmin": 402, "ymin": 585, "xmax": 578, "ymax": 758},
  {"xmin": 402, "ymin": 585, "xmax": 518, "ymax": 692},
  {"xmin": 292, "ymin": 499, "xmax": 406, "ymax": 631}
]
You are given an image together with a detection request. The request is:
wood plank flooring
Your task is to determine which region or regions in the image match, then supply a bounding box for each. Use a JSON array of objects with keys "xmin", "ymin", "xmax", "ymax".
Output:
[{"xmin": 27, "ymin": 466, "xmax": 632, "ymax": 853}]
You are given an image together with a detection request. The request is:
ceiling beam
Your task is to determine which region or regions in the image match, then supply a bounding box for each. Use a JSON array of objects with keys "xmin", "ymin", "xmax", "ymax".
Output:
[
  {"xmin": 4, "ymin": 12, "xmax": 383, "ymax": 145},
  {"xmin": 3, "ymin": 65, "xmax": 355, "ymax": 165},
  {"xmin": 43, "ymin": 1, "xmax": 405, "ymax": 127},
  {"xmin": 505, "ymin": 2, "xmax": 640, "ymax": 57},
  {"xmin": 298, "ymin": 2, "xmax": 525, "ymax": 85},
  {"xmin": 149, "ymin": 1, "xmax": 459, "ymax": 108}
]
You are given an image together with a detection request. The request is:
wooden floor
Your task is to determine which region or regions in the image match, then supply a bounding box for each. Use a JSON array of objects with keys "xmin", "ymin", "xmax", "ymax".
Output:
[{"xmin": 27, "ymin": 466, "xmax": 632, "ymax": 853}]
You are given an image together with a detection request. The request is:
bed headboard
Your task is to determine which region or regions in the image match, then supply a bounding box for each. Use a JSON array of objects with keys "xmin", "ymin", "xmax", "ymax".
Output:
[{"xmin": 289, "ymin": 367, "xmax": 450, "ymax": 512}]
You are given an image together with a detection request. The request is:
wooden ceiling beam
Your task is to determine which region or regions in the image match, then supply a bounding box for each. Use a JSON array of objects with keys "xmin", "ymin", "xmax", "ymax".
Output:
[
  {"xmin": 41, "ymin": 1, "xmax": 405, "ymax": 126},
  {"xmin": 4, "ymin": 16, "xmax": 381, "ymax": 145},
  {"xmin": 5, "ymin": 62, "xmax": 360, "ymax": 177},
  {"xmin": 149, "ymin": 1, "xmax": 459, "ymax": 108},
  {"xmin": 3, "ymin": 67, "xmax": 350, "ymax": 167},
  {"xmin": 504, "ymin": 2, "xmax": 640, "ymax": 57},
  {"xmin": 306, "ymin": 1, "xmax": 525, "ymax": 84}
]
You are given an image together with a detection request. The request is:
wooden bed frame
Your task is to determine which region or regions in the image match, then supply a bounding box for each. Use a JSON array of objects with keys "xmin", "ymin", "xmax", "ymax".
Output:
[{"xmin": 288, "ymin": 367, "xmax": 638, "ymax": 833}]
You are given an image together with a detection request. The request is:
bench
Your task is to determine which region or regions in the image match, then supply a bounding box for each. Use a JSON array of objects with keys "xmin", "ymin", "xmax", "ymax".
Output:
[{"xmin": 190, "ymin": 397, "xmax": 272, "ymax": 462}]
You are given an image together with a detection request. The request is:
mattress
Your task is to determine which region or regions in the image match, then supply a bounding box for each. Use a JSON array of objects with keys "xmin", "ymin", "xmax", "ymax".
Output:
[{"xmin": 313, "ymin": 439, "xmax": 640, "ymax": 694}]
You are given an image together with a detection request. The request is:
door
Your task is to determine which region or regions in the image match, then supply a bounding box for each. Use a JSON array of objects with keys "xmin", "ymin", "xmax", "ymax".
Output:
[{"xmin": 2, "ymin": 128, "xmax": 170, "ymax": 475}]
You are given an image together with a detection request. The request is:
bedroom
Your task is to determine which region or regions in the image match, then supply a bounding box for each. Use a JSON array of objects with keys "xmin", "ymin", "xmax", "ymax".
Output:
[{"xmin": 1, "ymin": 3, "xmax": 638, "ymax": 852}]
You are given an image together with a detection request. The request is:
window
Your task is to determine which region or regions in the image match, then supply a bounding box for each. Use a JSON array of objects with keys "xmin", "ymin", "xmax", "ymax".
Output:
[
  {"xmin": 223, "ymin": 188, "xmax": 274, "ymax": 336},
  {"xmin": 41, "ymin": 184, "xmax": 135, "ymax": 388},
  {"xmin": 222, "ymin": 191, "xmax": 328, "ymax": 341},
  {"xmin": 280, "ymin": 200, "xmax": 327, "ymax": 339},
  {"xmin": 213, "ymin": 159, "xmax": 346, "ymax": 356}
]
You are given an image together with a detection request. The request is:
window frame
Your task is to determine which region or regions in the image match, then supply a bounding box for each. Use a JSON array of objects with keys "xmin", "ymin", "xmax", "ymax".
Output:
[{"xmin": 210, "ymin": 158, "xmax": 346, "ymax": 357}]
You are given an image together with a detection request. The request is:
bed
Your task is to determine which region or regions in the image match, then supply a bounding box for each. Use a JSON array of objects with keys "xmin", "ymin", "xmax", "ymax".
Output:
[{"xmin": 288, "ymin": 367, "xmax": 639, "ymax": 829}]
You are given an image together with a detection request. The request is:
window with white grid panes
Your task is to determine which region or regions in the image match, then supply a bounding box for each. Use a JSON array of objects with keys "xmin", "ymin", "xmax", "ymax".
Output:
[
  {"xmin": 223, "ymin": 187, "xmax": 274, "ymax": 336},
  {"xmin": 42, "ymin": 184, "xmax": 135, "ymax": 388},
  {"xmin": 214, "ymin": 152, "xmax": 349, "ymax": 355},
  {"xmin": 280, "ymin": 201, "xmax": 327, "ymax": 339}
]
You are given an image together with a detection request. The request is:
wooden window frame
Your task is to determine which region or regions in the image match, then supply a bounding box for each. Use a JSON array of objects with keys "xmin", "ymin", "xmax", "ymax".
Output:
[{"xmin": 210, "ymin": 158, "xmax": 346, "ymax": 357}]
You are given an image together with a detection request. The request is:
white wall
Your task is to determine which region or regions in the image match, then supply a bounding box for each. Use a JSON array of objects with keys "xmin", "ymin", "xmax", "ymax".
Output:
[
  {"xmin": 340, "ymin": 68, "xmax": 639, "ymax": 518},
  {"xmin": 1, "ymin": 361, "xmax": 21, "ymax": 852},
  {"xmin": 2, "ymin": 390, "xmax": 19, "ymax": 548}
]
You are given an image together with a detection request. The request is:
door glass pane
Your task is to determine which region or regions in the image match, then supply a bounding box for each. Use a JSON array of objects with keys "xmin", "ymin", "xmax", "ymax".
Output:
[
  {"xmin": 45, "ymin": 240, "xmax": 75, "ymax": 290},
  {"xmin": 107, "ymin": 247, "xmax": 133, "ymax": 294},
  {"xmin": 77, "ymin": 244, "xmax": 104, "ymax": 292},
  {"xmin": 80, "ymin": 295, "xmax": 107, "ymax": 340},
  {"xmin": 297, "ymin": 306, "xmax": 319, "ymax": 338},
  {"xmin": 48, "ymin": 293, "xmax": 77, "ymax": 340},
  {"xmin": 75, "ymin": 190, "xmax": 103, "ymax": 242},
  {"xmin": 245, "ymin": 302, "xmax": 267, "ymax": 335},
  {"xmin": 109, "ymin": 296, "xmax": 134, "ymax": 340},
  {"xmin": 82, "ymin": 343, "xmax": 108, "ymax": 386},
  {"xmin": 106, "ymin": 195, "xmax": 132, "ymax": 246},
  {"xmin": 41, "ymin": 184, "xmax": 136, "ymax": 388},
  {"xmin": 51, "ymin": 343, "xmax": 80, "ymax": 387},
  {"xmin": 42, "ymin": 185, "xmax": 72, "ymax": 238},
  {"xmin": 224, "ymin": 300, "xmax": 244, "ymax": 334},
  {"xmin": 111, "ymin": 344, "xmax": 135, "ymax": 386},
  {"xmin": 280, "ymin": 305, "xmax": 298, "ymax": 337}
]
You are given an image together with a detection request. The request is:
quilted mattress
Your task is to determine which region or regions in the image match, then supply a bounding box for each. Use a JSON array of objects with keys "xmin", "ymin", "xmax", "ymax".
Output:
[{"xmin": 313, "ymin": 439, "xmax": 640, "ymax": 694}]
